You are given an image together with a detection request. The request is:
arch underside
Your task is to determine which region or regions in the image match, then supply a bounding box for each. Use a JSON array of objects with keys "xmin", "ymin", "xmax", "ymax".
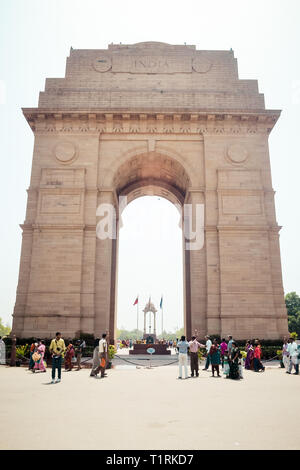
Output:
[{"xmin": 113, "ymin": 152, "xmax": 190, "ymax": 206}]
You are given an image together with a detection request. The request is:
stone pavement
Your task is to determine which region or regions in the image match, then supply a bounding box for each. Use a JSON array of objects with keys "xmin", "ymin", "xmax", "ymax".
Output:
[{"xmin": 0, "ymin": 364, "xmax": 299, "ymax": 450}]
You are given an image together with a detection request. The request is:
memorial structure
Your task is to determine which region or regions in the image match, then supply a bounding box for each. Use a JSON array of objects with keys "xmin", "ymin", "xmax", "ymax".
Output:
[
  {"xmin": 12, "ymin": 42, "xmax": 288, "ymax": 341},
  {"xmin": 143, "ymin": 299, "xmax": 157, "ymax": 342}
]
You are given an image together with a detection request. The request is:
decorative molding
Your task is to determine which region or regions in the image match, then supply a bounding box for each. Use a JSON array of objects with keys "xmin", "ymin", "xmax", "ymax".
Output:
[{"xmin": 23, "ymin": 109, "xmax": 280, "ymax": 136}]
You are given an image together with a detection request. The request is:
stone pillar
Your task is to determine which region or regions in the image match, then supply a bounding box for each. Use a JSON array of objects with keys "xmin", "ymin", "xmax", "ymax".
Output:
[
  {"xmin": 183, "ymin": 190, "xmax": 207, "ymax": 339},
  {"xmin": 10, "ymin": 335, "xmax": 16, "ymax": 367},
  {"xmin": 94, "ymin": 190, "xmax": 118, "ymax": 342},
  {"xmin": 144, "ymin": 312, "xmax": 146, "ymax": 335},
  {"xmin": 153, "ymin": 312, "xmax": 156, "ymax": 336}
]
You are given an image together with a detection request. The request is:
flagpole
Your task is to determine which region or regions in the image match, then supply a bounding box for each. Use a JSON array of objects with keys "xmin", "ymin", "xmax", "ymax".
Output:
[
  {"xmin": 161, "ymin": 295, "xmax": 163, "ymax": 337},
  {"xmin": 137, "ymin": 298, "xmax": 139, "ymax": 333}
]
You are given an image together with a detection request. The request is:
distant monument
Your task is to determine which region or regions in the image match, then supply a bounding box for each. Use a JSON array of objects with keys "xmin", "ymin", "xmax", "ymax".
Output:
[{"xmin": 143, "ymin": 299, "xmax": 157, "ymax": 343}]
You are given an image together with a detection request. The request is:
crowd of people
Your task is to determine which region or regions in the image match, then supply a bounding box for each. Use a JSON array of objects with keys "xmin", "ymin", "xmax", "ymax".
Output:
[
  {"xmin": 27, "ymin": 334, "xmax": 87, "ymax": 383},
  {"xmin": 176, "ymin": 334, "xmax": 267, "ymax": 380},
  {"xmin": 2, "ymin": 331, "xmax": 299, "ymax": 383}
]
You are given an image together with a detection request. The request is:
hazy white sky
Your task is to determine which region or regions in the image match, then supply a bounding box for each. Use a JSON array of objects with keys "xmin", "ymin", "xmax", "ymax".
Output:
[{"xmin": 0, "ymin": 0, "xmax": 299, "ymax": 331}]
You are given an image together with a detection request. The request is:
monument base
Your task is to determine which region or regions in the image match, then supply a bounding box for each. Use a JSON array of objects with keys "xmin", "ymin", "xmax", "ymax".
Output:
[{"xmin": 129, "ymin": 343, "xmax": 171, "ymax": 355}]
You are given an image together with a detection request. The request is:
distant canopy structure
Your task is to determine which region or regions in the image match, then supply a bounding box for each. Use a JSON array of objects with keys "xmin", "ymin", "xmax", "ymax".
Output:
[{"xmin": 143, "ymin": 300, "xmax": 157, "ymax": 339}]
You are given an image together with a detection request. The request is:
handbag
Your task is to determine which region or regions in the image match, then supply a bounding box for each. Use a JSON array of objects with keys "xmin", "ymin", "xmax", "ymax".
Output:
[
  {"xmin": 32, "ymin": 352, "xmax": 41, "ymax": 362},
  {"xmin": 100, "ymin": 357, "xmax": 106, "ymax": 368}
]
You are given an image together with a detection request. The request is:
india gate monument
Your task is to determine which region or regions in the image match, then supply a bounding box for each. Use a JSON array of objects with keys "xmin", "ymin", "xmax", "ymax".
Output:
[{"xmin": 12, "ymin": 42, "xmax": 289, "ymax": 341}]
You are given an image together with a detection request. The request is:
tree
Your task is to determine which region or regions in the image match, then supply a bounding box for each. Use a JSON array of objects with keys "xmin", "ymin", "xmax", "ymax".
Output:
[
  {"xmin": 116, "ymin": 328, "xmax": 144, "ymax": 341},
  {"xmin": 285, "ymin": 292, "xmax": 300, "ymax": 337},
  {"xmin": 0, "ymin": 318, "xmax": 11, "ymax": 337},
  {"xmin": 285, "ymin": 292, "xmax": 300, "ymax": 317}
]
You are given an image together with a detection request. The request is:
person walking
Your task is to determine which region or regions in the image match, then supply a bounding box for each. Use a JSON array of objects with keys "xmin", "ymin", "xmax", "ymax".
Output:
[
  {"xmin": 209, "ymin": 339, "xmax": 221, "ymax": 377},
  {"xmin": 49, "ymin": 332, "xmax": 66, "ymax": 384},
  {"xmin": 177, "ymin": 335, "xmax": 189, "ymax": 380},
  {"xmin": 287, "ymin": 337, "xmax": 298, "ymax": 375},
  {"xmin": 75, "ymin": 340, "xmax": 83, "ymax": 371},
  {"xmin": 33, "ymin": 340, "xmax": 46, "ymax": 373},
  {"xmin": 91, "ymin": 334, "xmax": 108, "ymax": 378},
  {"xmin": 253, "ymin": 341, "xmax": 265, "ymax": 372},
  {"xmin": 202, "ymin": 335, "xmax": 212, "ymax": 371},
  {"xmin": 188, "ymin": 336, "xmax": 204, "ymax": 377},
  {"xmin": 90, "ymin": 338, "xmax": 100, "ymax": 377},
  {"xmin": 99, "ymin": 333, "xmax": 108, "ymax": 378}
]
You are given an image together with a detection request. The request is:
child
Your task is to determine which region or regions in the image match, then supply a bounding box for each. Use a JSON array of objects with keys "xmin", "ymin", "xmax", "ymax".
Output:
[
  {"xmin": 238, "ymin": 352, "xmax": 244, "ymax": 379},
  {"xmin": 223, "ymin": 350, "xmax": 230, "ymax": 378}
]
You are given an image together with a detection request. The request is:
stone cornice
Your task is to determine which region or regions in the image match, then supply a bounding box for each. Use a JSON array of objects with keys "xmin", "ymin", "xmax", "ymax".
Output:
[{"xmin": 22, "ymin": 108, "xmax": 281, "ymax": 136}]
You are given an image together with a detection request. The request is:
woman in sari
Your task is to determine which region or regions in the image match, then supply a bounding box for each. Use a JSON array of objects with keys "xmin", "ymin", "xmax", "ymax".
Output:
[
  {"xmin": 33, "ymin": 340, "xmax": 46, "ymax": 372},
  {"xmin": 64, "ymin": 341, "xmax": 75, "ymax": 371},
  {"xmin": 229, "ymin": 341, "xmax": 240, "ymax": 380},
  {"xmin": 209, "ymin": 339, "xmax": 221, "ymax": 377},
  {"xmin": 245, "ymin": 341, "xmax": 254, "ymax": 370}
]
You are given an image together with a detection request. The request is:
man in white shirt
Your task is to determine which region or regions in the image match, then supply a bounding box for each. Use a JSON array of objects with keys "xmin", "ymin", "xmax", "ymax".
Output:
[
  {"xmin": 203, "ymin": 335, "xmax": 212, "ymax": 371},
  {"xmin": 98, "ymin": 333, "xmax": 108, "ymax": 378},
  {"xmin": 287, "ymin": 337, "xmax": 299, "ymax": 375}
]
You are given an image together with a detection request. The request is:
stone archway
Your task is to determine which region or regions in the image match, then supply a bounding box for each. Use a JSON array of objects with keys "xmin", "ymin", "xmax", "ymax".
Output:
[
  {"xmin": 105, "ymin": 150, "xmax": 196, "ymax": 342},
  {"xmin": 12, "ymin": 42, "xmax": 288, "ymax": 340}
]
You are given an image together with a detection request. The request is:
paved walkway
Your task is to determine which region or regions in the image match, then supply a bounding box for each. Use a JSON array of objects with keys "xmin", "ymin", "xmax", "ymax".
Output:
[{"xmin": 0, "ymin": 364, "xmax": 299, "ymax": 450}]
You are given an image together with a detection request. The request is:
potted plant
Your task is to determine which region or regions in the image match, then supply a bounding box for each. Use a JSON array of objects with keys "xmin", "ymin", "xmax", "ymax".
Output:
[
  {"xmin": 276, "ymin": 349, "xmax": 284, "ymax": 368},
  {"xmin": 107, "ymin": 345, "xmax": 117, "ymax": 369},
  {"xmin": 16, "ymin": 344, "xmax": 29, "ymax": 367}
]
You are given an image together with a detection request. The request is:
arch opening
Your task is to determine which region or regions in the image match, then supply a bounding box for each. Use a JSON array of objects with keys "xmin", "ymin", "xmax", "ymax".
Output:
[{"xmin": 116, "ymin": 195, "xmax": 184, "ymax": 342}]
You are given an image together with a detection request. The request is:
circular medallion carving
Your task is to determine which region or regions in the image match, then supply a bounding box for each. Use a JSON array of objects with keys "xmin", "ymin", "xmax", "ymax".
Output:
[
  {"xmin": 54, "ymin": 142, "xmax": 77, "ymax": 164},
  {"xmin": 192, "ymin": 57, "xmax": 212, "ymax": 73},
  {"xmin": 93, "ymin": 56, "xmax": 112, "ymax": 72},
  {"xmin": 227, "ymin": 144, "xmax": 248, "ymax": 164}
]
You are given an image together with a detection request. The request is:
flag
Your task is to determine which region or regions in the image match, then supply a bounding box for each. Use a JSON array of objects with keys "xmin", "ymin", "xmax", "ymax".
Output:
[
  {"xmin": 133, "ymin": 296, "xmax": 138, "ymax": 306},
  {"xmin": 160, "ymin": 296, "xmax": 163, "ymax": 309}
]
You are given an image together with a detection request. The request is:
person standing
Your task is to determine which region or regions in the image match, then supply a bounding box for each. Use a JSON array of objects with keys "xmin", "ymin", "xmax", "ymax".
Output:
[
  {"xmin": 28, "ymin": 340, "xmax": 36, "ymax": 371},
  {"xmin": 227, "ymin": 335, "xmax": 234, "ymax": 356},
  {"xmin": 64, "ymin": 341, "xmax": 75, "ymax": 371},
  {"xmin": 75, "ymin": 340, "xmax": 83, "ymax": 371},
  {"xmin": 209, "ymin": 339, "xmax": 221, "ymax": 377},
  {"xmin": 33, "ymin": 340, "xmax": 46, "ymax": 373},
  {"xmin": 287, "ymin": 337, "xmax": 298, "ymax": 375},
  {"xmin": 229, "ymin": 341, "xmax": 240, "ymax": 380},
  {"xmin": 188, "ymin": 336, "xmax": 204, "ymax": 377},
  {"xmin": 202, "ymin": 335, "xmax": 212, "ymax": 371},
  {"xmin": 49, "ymin": 332, "xmax": 66, "ymax": 384},
  {"xmin": 245, "ymin": 341, "xmax": 254, "ymax": 370},
  {"xmin": 0, "ymin": 337, "xmax": 6, "ymax": 365},
  {"xmin": 177, "ymin": 335, "xmax": 189, "ymax": 379},
  {"xmin": 253, "ymin": 341, "xmax": 265, "ymax": 372},
  {"xmin": 220, "ymin": 338, "xmax": 227, "ymax": 368},
  {"xmin": 282, "ymin": 337, "xmax": 289, "ymax": 371}
]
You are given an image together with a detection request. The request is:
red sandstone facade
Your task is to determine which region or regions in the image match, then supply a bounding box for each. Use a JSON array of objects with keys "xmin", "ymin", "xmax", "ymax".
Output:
[{"xmin": 12, "ymin": 42, "xmax": 288, "ymax": 340}]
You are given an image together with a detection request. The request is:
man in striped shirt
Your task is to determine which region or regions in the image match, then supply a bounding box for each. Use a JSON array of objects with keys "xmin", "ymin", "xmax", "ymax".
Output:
[{"xmin": 189, "ymin": 336, "xmax": 204, "ymax": 377}]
